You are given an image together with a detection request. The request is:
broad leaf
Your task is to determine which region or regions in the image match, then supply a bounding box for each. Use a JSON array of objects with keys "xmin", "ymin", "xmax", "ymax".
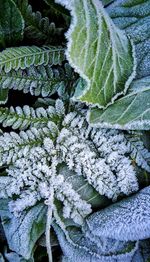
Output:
[
  {"xmin": 0, "ymin": 201, "xmax": 47, "ymax": 260},
  {"xmin": 59, "ymin": 164, "xmax": 110, "ymax": 209},
  {"xmin": 107, "ymin": 0, "xmax": 150, "ymax": 81},
  {"xmin": 4, "ymin": 251, "xmax": 33, "ymax": 262},
  {"xmin": 85, "ymin": 186, "xmax": 150, "ymax": 242},
  {"xmin": 89, "ymin": 0, "xmax": 150, "ymax": 129},
  {"xmin": 0, "ymin": 0, "xmax": 24, "ymax": 48},
  {"xmin": 53, "ymin": 223, "xmax": 138, "ymax": 262},
  {"xmin": 89, "ymin": 79, "xmax": 150, "ymax": 130},
  {"xmin": 56, "ymin": 0, "xmax": 135, "ymax": 108}
]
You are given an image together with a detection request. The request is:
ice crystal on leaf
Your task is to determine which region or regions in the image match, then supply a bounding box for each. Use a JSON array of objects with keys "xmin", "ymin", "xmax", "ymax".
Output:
[{"xmin": 0, "ymin": 100, "xmax": 149, "ymax": 228}]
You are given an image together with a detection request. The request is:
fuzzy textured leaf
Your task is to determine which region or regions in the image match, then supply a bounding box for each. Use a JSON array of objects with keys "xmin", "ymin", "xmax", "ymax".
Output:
[
  {"xmin": 85, "ymin": 186, "xmax": 150, "ymax": 242},
  {"xmin": 0, "ymin": 0, "xmax": 24, "ymax": 48},
  {"xmin": 107, "ymin": 0, "xmax": 150, "ymax": 81},
  {"xmin": 0, "ymin": 202, "xmax": 47, "ymax": 260},
  {"xmin": 89, "ymin": 79, "xmax": 150, "ymax": 130},
  {"xmin": 53, "ymin": 223, "xmax": 138, "ymax": 262},
  {"xmin": 0, "ymin": 45, "xmax": 65, "ymax": 73},
  {"xmin": 56, "ymin": 0, "xmax": 135, "ymax": 108}
]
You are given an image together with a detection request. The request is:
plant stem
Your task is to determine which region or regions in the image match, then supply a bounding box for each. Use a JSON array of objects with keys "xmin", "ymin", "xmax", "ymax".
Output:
[{"xmin": 46, "ymin": 204, "xmax": 53, "ymax": 262}]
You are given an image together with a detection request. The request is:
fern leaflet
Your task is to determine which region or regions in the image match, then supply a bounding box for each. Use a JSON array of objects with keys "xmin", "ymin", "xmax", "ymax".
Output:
[
  {"xmin": 0, "ymin": 64, "xmax": 72, "ymax": 97},
  {"xmin": 0, "ymin": 45, "xmax": 65, "ymax": 73},
  {"xmin": 15, "ymin": 0, "xmax": 64, "ymax": 44},
  {"xmin": 0, "ymin": 103, "xmax": 64, "ymax": 130}
]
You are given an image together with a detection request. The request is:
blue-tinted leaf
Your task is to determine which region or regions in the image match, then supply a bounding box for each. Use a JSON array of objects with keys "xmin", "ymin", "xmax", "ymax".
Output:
[
  {"xmin": 107, "ymin": 0, "xmax": 150, "ymax": 80},
  {"xmin": 0, "ymin": 201, "xmax": 47, "ymax": 260},
  {"xmin": 53, "ymin": 223, "xmax": 138, "ymax": 262},
  {"xmin": 85, "ymin": 186, "xmax": 150, "ymax": 242},
  {"xmin": 89, "ymin": 0, "xmax": 150, "ymax": 130}
]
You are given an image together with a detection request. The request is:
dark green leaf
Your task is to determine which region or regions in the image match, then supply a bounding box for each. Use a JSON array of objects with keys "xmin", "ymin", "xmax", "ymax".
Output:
[{"xmin": 0, "ymin": 0, "xmax": 24, "ymax": 47}]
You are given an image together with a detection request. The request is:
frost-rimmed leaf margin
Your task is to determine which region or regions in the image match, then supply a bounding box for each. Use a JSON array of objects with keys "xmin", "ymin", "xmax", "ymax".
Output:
[
  {"xmin": 55, "ymin": 0, "xmax": 136, "ymax": 109},
  {"xmin": 0, "ymin": 200, "xmax": 47, "ymax": 260},
  {"xmin": 84, "ymin": 185, "xmax": 150, "ymax": 242},
  {"xmin": 88, "ymin": 78, "xmax": 150, "ymax": 130},
  {"xmin": 53, "ymin": 223, "xmax": 139, "ymax": 262},
  {"xmin": 106, "ymin": 0, "xmax": 150, "ymax": 80},
  {"xmin": 88, "ymin": 0, "xmax": 150, "ymax": 130}
]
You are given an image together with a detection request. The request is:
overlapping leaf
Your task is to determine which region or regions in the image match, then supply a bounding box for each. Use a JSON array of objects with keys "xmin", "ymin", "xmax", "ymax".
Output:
[
  {"xmin": 15, "ymin": 0, "xmax": 64, "ymax": 45},
  {"xmin": 53, "ymin": 223, "xmax": 138, "ymax": 262},
  {"xmin": 0, "ymin": 64, "xmax": 71, "ymax": 98},
  {"xmin": 85, "ymin": 186, "xmax": 150, "ymax": 241},
  {"xmin": 107, "ymin": 0, "xmax": 150, "ymax": 80},
  {"xmin": 56, "ymin": 0, "xmax": 135, "ymax": 108},
  {"xmin": 89, "ymin": 0, "xmax": 150, "ymax": 129},
  {"xmin": 0, "ymin": 200, "xmax": 47, "ymax": 260},
  {"xmin": 89, "ymin": 79, "xmax": 150, "ymax": 130}
]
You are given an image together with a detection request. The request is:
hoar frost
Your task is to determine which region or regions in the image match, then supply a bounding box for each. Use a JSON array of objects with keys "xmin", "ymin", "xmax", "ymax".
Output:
[{"xmin": 0, "ymin": 100, "xmax": 149, "ymax": 225}]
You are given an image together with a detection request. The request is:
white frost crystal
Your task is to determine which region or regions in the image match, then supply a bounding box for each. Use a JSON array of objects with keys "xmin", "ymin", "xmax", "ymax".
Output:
[{"xmin": 0, "ymin": 100, "xmax": 149, "ymax": 224}]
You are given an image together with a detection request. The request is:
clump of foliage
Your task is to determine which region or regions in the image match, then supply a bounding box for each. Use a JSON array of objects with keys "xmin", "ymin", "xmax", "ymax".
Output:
[{"xmin": 0, "ymin": 0, "xmax": 150, "ymax": 261}]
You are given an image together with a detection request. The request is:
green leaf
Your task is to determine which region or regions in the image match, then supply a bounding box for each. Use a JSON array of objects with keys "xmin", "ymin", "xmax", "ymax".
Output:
[
  {"xmin": 0, "ymin": 88, "xmax": 8, "ymax": 104},
  {"xmin": 0, "ymin": 202, "xmax": 47, "ymax": 260},
  {"xmin": 0, "ymin": 0, "xmax": 24, "ymax": 48},
  {"xmin": 58, "ymin": 164, "xmax": 110, "ymax": 209},
  {"xmin": 15, "ymin": 0, "xmax": 64, "ymax": 45},
  {"xmin": 89, "ymin": 78, "xmax": 150, "ymax": 130},
  {"xmin": 89, "ymin": 0, "xmax": 150, "ymax": 130},
  {"xmin": 56, "ymin": 0, "xmax": 136, "ymax": 108},
  {"xmin": 0, "ymin": 45, "xmax": 65, "ymax": 73},
  {"xmin": 107, "ymin": 0, "xmax": 150, "ymax": 81}
]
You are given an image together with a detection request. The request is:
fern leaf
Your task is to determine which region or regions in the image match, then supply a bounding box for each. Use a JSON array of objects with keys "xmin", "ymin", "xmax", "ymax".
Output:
[
  {"xmin": 0, "ymin": 45, "xmax": 65, "ymax": 73},
  {"xmin": 0, "ymin": 124, "xmax": 58, "ymax": 165},
  {"xmin": 15, "ymin": 0, "xmax": 64, "ymax": 44},
  {"xmin": 126, "ymin": 134, "xmax": 150, "ymax": 173},
  {"xmin": 0, "ymin": 103, "xmax": 65, "ymax": 130},
  {"xmin": 0, "ymin": 64, "xmax": 70, "ymax": 97}
]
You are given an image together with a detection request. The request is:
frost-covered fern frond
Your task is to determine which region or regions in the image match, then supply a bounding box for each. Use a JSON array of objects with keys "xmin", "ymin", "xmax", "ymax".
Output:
[
  {"xmin": 0, "ymin": 63, "xmax": 73, "ymax": 97},
  {"xmin": 15, "ymin": 0, "xmax": 64, "ymax": 44},
  {"xmin": 0, "ymin": 102, "xmax": 65, "ymax": 130},
  {"xmin": 125, "ymin": 133, "xmax": 150, "ymax": 173},
  {"xmin": 1, "ymin": 100, "xmax": 149, "ymax": 223},
  {"xmin": 0, "ymin": 45, "xmax": 65, "ymax": 73},
  {"xmin": 1, "ymin": 99, "xmax": 150, "ymax": 261}
]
